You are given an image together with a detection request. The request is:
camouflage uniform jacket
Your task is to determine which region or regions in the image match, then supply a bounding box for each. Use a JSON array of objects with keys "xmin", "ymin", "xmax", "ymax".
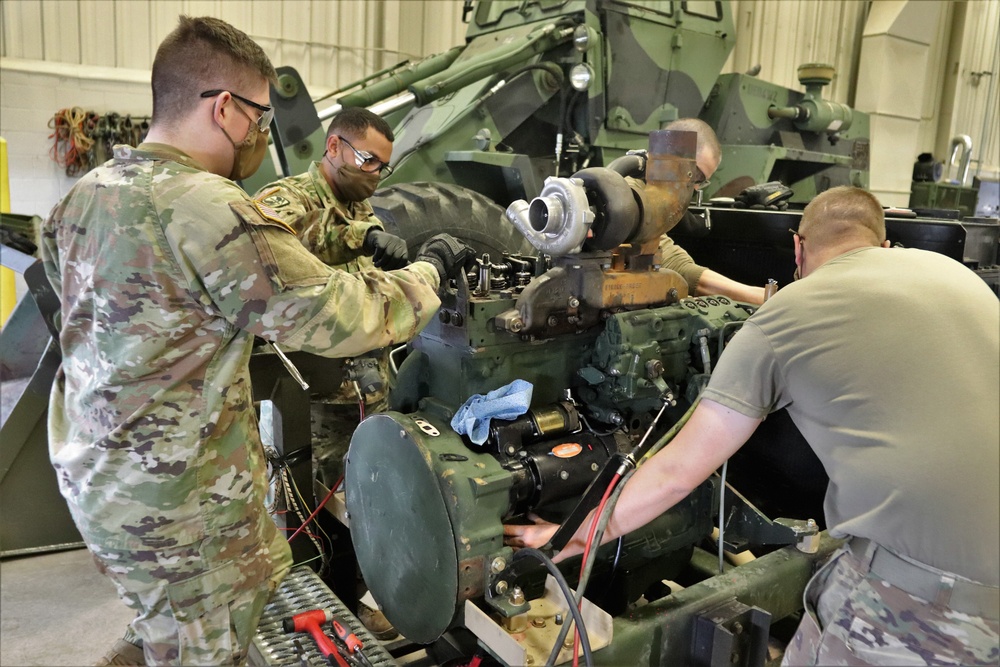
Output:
[
  {"xmin": 40, "ymin": 143, "xmax": 440, "ymax": 553},
  {"xmin": 255, "ymin": 162, "xmax": 390, "ymax": 405}
]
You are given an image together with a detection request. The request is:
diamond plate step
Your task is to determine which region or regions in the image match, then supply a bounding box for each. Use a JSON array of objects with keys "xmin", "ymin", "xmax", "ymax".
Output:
[{"xmin": 250, "ymin": 566, "xmax": 398, "ymax": 667}]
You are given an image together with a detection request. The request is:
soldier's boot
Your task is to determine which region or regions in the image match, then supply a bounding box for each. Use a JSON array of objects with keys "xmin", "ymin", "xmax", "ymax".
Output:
[
  {"xmin": 94, "ymin": 638, "xmax": 145, "ymax": 666},
  {"xmin": 357, "ymin": 602, "xmax": 399, "ymax": 641}
]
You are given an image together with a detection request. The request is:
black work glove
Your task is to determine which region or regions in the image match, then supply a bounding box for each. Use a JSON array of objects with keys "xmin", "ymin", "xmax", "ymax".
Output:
[
  {"xmin": 415, "ymin": 233, "xmax": 476, "ymax": 284},
  {"xmin": 734, "ymin": 181, "xmax": 794, "ymax": 210},
  {"xmin": 363, "ymin": 229, "xmax": 409, "ymax": 270}
]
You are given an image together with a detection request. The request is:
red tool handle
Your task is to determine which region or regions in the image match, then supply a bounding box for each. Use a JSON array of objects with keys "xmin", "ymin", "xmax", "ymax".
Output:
[
  {"xmin": 331, "ymin": 618, "xmax": 364, "ymax": 654},
  {"xmin": 326, "ymin": 648, "xmax": 351, "ymax": 667},
  {"xmin": 309, "ymin": 629, "xmax": 340, "ymax": 663}
]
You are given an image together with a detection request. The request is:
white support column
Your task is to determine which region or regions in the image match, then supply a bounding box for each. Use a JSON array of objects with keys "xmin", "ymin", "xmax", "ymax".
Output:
[{"xmin": 855, "ymin": 1, "xmax": 952, "ymax": 206}]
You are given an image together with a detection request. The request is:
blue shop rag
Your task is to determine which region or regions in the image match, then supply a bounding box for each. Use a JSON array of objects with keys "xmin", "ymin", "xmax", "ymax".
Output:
[{"xmin": 450, "ymin": 379, "xmax": 533, "ymax": 445}]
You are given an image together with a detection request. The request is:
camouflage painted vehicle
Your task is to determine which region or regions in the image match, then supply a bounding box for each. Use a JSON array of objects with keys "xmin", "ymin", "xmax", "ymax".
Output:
[{"xmin": 252, "ymin": 0, "xmax": 868, "ymax": 243}]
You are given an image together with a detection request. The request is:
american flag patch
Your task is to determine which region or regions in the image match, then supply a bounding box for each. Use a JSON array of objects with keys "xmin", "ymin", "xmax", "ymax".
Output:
[{"xmin": 252, "ymin": 199, "xmax": 295, "ymax": 234}]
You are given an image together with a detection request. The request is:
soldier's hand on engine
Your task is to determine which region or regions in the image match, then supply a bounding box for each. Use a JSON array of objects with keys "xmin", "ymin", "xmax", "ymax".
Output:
[
  {"xmin": 363, "ymin": 229, "xmax": 410, "ymax": 270},
  {"xmin": 503, "ymin": 513, "xmax": 561, "ymax": 552},
  {"xmin": 415, "ymin": 233, "xmax": 476, "ymax": 284}
]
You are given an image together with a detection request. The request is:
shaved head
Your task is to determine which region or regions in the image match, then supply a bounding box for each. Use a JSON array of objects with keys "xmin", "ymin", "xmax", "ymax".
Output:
[{"xmin": 799, "ymin": 186, "xmax": 886, "ymax": 249}]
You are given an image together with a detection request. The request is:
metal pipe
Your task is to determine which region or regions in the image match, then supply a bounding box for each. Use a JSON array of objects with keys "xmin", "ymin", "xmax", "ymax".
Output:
[
  {"xmin": 335, "ymin": 45, "xmax": 464, "ymax": 110},
  {"xmin": 317, "ymin": 102, "xmax": 342, "ymax": 123},
  {"xmin": 948, "ymin": 134, "xmax": 973, "ymax": 185},
  {"xmin": 312, "ymin": 61, "xmax": 411, "ymax": 105},
  {"xmin": 409, "ymin": 23, "xmax": 573, "ymax": 105},
  {"xmin": 767, "ymin": 105, "xmax": 803, "ymax": 121},
  {"xmin": 636, "ymin": 129, "xmax": 698, "ymax": 241},
  {"xmin": 319, "ymin": 91, "xmax": 416, "ymax": 122}
]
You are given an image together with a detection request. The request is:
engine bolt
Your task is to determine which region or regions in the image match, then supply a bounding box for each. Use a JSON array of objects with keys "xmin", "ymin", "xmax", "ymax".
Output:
[
  {"xmin": 559, "ymin": 470, "xmax": 569, "ymax": 480},
  {"xmin": 495, "ymin": 580, "xmax": 509, "ymax": 596},
  {"xmin": 490, "ymin": 557, "xmax": 507, "ymax": 574},
  {"xmin": 510, "ymin": 586, "xmax": 525, "ymax": 605},
  {"xmin": 568, "ymin": 296, "xmax": 580, "ymax": 308},
  {"xmin": 591, "ymin": 463, "xmax": 599, "ymax": 471},
  {"xmin": 531, "ymin": 618, "xmax": 546, "ymax": 628}
]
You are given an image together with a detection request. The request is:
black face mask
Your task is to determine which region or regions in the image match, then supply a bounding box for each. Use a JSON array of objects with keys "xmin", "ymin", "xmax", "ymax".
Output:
[{"xmin": 328, "ymin": 157, "xmax": 381, "ymax": 202}]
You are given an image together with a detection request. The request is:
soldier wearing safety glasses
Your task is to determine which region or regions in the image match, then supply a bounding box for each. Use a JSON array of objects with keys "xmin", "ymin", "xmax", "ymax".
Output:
[
  {"xmin": 253, "ymin": 107, "xmax": 417, "ymax": 641},
  {"xmin": 40, "ymin": 16, "xmax": 468, "ymax": 666}
]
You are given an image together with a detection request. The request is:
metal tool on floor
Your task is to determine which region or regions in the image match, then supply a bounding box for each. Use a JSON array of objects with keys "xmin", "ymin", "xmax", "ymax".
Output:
[
  {"xmin": 331, "ymin": 616, "xmax": 375, "ymax": 667},
  {"xmin": 251, "ymin": 566, "xmax": 397, "ymax": 666},
  {"xmin": 282, "ymin": 609, "xmax": 349, "ymax": 667},
  {"xmin": 292, "ymin": 639, "xmax": 309, "ymax": 667}
]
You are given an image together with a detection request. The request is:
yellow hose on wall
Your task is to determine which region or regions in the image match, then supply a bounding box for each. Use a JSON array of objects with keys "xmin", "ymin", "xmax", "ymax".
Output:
[{"xmin": 0, "ymin": 136, "xmax": 15, "ymax": 328}]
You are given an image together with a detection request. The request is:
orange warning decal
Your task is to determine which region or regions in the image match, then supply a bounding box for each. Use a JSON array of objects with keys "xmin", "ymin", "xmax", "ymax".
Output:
[{"xmin": 551, "ymin": 443, "xmax": 583, "ymax": 458}]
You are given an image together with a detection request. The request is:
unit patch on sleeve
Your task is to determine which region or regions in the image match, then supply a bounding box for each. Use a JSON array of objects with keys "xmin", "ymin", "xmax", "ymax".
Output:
[{"xmin": 261, "ymin": 194, "xmax": 291, "ymax": 209}]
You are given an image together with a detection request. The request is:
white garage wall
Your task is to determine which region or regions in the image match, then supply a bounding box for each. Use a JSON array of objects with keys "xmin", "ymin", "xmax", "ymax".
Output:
[
  {"xmin": 724, "ymin": 0, "xmax": 868, "ymax": 105},
  {"xmin": 944, "ymin": 0, "xmax": 1000, "ymax": 180},
  {"xmin": 0, "ymin": 0, "xmax": 467, "ymax": 217},
  {"xmin": 0, "ymin": 0, "xmax": 466, "ymax": 88}
]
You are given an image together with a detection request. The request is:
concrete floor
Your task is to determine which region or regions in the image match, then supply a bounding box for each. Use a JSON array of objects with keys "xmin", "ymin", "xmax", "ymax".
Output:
[{"xmin": 1, "ymin": 546, "xmax": 135, "ymax": 667}]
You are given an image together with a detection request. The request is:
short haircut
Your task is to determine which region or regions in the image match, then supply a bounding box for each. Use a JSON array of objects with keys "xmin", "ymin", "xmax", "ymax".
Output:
[
  {"xmin": 799, "ymin": 186, "xmax": 886, "ymax": 248},
  {"xmin": 151, "ymin": 16, "xmax": 277, "ymax": 126},
  {"xmin": 665, "ymin": 118, "xmax": 721, "ymax": 168},
  {"xmin": 327, "ymin": 107, "xmax": 395, "ymax": 143}
]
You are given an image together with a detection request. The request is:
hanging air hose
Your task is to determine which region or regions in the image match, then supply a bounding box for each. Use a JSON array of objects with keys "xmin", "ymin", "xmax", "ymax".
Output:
[
  {"xmin": 49, "ymin": 108, "xmax": 151, "ymax": 177},
  {"xmin": 49, "ymin": 107, "xmax": 94, "ymax": 177}
]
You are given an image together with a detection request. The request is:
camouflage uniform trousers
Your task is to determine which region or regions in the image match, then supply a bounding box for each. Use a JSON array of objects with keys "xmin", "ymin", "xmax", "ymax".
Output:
[
  {"xmin": 782, "ymin": 543, "xmax": 999, "ymax": 666},
  {"xmin": 90, "ymin": 523, "xmax": 293, "ymax": 666},
  {"xmin": 311, "ymin": 395, "xmax": 388, "ymax": 488}
]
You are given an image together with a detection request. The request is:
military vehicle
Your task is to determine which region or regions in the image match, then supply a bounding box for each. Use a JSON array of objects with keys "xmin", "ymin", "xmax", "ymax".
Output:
[{"xmin": 247, "ymin": 0, "xmax": 868, "ymax": 256}]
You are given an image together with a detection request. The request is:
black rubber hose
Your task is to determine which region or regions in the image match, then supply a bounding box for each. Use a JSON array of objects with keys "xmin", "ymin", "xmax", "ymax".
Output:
[
  {"xmin": 606, "ymin": 153, "xmax": 645, "ymax": 179},
  {"xmin": 512, "ymin": 548, "xmax": 594, "ymax": 667}
]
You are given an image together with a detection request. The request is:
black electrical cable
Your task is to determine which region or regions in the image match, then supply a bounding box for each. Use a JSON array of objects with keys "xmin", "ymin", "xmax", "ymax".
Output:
[
  {"xmin": 578, "ymin": 413, "xmax": 619, "ymax": 438},
  {"xmin": 544, "ymin": 396, "xmax": 704, "ymax": 665},
  {"xmin": 544, "ymin": 467, "xmax": 634, "ymax": 667},
  {"xmin": 512, "ymin": 548, "xmax": 594, "ymax": 667}
]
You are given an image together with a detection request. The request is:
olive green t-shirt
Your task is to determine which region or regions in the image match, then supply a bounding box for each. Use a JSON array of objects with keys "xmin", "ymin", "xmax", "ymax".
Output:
[{"xmin": 703, "ymin": 246, "xmax": 999, "ymax": 585}]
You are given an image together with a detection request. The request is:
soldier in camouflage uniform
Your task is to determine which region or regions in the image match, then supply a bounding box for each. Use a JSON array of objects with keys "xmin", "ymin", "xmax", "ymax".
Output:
[
  {"xmin": 658, "ymin": 118, "xmax": 766, "ymax": 305},
  {"xmin": 40, "ymin": 16, "xmax": 467, "ymax": 667},
  {"xmin": 254, "ymin": 108, "xmax": 405, "ymax": 490},
  {"xmin": 507, "ymin": 187, "xmax": 999, "ymax": 665},
  {"xmin": 254, "ymin": 108, "xmax": 407, "ymax": 640}
]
